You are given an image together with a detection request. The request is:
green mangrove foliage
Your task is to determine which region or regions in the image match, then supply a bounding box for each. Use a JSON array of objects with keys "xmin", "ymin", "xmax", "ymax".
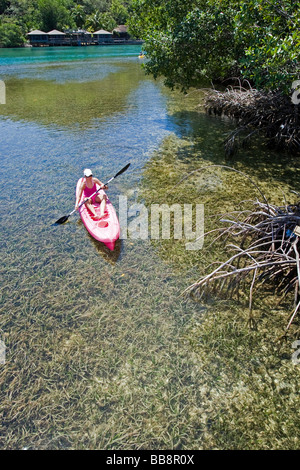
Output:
[{"xmin": 129, "ymin": 0, "xmax": 300, "ymax": 94}]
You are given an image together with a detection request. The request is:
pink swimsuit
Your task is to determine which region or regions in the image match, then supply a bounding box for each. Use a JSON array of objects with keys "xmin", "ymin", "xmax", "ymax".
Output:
[
  {"xmin": 83, "ymin": 179, "xmax": 105, "ymax": 204},
  {"xmin": 83, "ymin": 181, "xmax": 98, "ymax": 204}
]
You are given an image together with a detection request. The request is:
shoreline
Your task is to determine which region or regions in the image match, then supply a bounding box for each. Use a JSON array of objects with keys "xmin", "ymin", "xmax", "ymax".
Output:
[{"xmin": 1, "ymin": 40, "xmax": 144, "ymax": 49}]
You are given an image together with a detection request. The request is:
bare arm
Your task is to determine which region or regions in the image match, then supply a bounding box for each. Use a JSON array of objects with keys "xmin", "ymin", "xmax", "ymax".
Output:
[
  {"xmin": 75, "ymin": 180, "xmax": 85, "ymax": 209},
  {"xmin": 94, "ymin": 177, "xmax": 108, "ymax": 189}
]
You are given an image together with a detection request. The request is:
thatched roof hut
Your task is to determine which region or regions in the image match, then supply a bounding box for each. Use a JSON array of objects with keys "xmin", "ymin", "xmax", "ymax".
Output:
[
  {"xmin": 93, "ymin": 29, "xmax": 113, "ymax": 44},
  {"xmin": 113, "ymin": 25, "xmax": 130, "ymax": 40},
  {"xmin": 27, "ymin": 30, "xmax": 48, "ymax": 45}
]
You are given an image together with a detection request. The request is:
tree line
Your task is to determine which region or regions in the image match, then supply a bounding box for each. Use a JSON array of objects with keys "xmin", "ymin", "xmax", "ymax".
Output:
[{"xmin": 0, "ymin": 0, "xmax": 133, "ymax": 47}]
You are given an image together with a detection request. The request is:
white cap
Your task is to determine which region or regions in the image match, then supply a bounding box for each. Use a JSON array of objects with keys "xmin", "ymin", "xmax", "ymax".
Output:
[{"xmin": 84, "ymin": 168, "xmax": 93, "ymax": 177}]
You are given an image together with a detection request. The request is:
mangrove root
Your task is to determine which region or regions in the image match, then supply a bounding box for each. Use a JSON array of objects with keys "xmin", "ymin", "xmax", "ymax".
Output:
[
  {"xmin": 205, "ymin": 84, "xmax": 300, "ymax": 155},
  {"xmin": 186, "ymin": 198, "xmax": 300, "ymax": 333}
]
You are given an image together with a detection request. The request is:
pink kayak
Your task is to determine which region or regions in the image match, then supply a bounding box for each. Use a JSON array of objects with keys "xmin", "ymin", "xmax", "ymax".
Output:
[{"xmin": 76, "ymin": 178, "xmax": 120, "ymax": 250}]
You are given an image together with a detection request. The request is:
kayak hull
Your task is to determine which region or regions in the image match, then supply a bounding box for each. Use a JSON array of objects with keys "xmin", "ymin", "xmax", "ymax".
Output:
[{"xmin": 76, "ymin": 178, "xmax": 120, "ymax": 250}]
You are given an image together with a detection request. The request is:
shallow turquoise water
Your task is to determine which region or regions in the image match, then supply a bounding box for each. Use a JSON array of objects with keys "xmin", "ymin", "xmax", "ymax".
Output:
[{"xmin": 0, "ymin": 44, "xmax": 141, "ymax": 65}]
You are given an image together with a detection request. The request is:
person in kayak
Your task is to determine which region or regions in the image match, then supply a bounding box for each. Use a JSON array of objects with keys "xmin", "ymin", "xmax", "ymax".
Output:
[{"xmin": 75, "ymin": 168, "xmax": 108, "ymax": 219}]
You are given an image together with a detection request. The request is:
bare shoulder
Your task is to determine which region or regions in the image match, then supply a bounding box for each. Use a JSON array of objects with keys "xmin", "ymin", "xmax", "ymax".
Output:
[{"xmin": 93, "ymin": 177, "xmax": 102, "ymax": 186}]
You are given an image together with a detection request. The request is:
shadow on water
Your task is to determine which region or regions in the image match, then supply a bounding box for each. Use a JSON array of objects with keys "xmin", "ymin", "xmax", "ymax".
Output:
[
  {"xmin": 88, "ymin": 233, "xmax": 122, "ymax": 264},
  {"xmin": 52, "ymin": 216, "xmax": 122, "ymax": 264},
  {"xmin": 168, "ymin": 109, "xmax": 300, "ymax": 193}
]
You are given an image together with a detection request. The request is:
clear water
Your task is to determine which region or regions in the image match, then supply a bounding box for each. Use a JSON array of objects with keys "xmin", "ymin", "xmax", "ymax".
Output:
[
  {"xmin": 0, "ymin": 45, "xmax": 209, "ymax": 448},
  {"xmin": 1, "ymin": 45, "xmax": 298, "ymax": 449}
]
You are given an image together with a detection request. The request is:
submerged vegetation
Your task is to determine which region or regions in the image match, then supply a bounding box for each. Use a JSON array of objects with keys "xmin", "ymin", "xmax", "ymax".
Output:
[
  {"xmin": 140, "ymin": 131, "xmax": 300, "ymax": 337},
  {"xmin": 2, "ymin": 122, "xmax": 300, "ymax": 450},
  {"xmin": 138, "ymin": 132, "xmax": 300, "ymax": 449}
]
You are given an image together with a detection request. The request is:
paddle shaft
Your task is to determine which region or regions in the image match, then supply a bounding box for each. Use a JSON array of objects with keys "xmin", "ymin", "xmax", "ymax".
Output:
[
  {"xmin": 73, "ymin": 175, "xmax": 115, "ymax": 215},
  {"xmin": 54, "ymin": 163, "xmax": 130, "ymax": 225},
  {"xmin": 75, "ymin": 163, "xmax": 130, "ymax": 212}
]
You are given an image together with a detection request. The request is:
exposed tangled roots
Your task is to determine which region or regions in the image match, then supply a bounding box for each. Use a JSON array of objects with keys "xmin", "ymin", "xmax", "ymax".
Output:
[{"xmin": 205, "ymin": 85, "xmax": 300, "ymax": 155}]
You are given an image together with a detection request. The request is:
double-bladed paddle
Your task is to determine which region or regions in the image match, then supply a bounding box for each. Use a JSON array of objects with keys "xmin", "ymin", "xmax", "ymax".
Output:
[{"xmin": 54, "ymin": 163, "xmax": 130, "ymax": 225}]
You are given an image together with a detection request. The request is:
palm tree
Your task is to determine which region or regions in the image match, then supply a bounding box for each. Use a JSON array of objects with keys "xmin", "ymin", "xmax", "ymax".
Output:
[
  {"xmin": 71, "ymin": 4, "xmax": 86, "ymax": 29},
  {"xmin": 86, "ymin": 10, "xmax": 102, "ymax": 31}
]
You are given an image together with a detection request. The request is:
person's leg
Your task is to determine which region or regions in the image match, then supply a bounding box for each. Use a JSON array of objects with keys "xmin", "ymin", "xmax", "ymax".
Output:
[
  {"xmin": 84, "ymin": 199, "xmax": 99, "ymax": 218},
  {"xmin": 95, "ymin": 194, "xmax": 107, "ymax": 218}
]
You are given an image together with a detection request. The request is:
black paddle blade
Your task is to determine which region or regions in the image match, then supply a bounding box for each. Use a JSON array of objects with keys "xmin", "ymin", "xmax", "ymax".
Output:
[
  {"xmin": 114, "ymin": 163, "xmax": 130, "ymax": 178},
  {"xmin": 54, "ymin": 215, "xmax": 69, "ymax": 225}
]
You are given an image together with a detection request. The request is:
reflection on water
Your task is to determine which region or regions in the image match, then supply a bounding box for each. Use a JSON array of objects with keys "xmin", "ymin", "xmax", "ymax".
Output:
[{"xmin": 0, "ymin": 62, "xmax": 148, "ymax": 128}]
